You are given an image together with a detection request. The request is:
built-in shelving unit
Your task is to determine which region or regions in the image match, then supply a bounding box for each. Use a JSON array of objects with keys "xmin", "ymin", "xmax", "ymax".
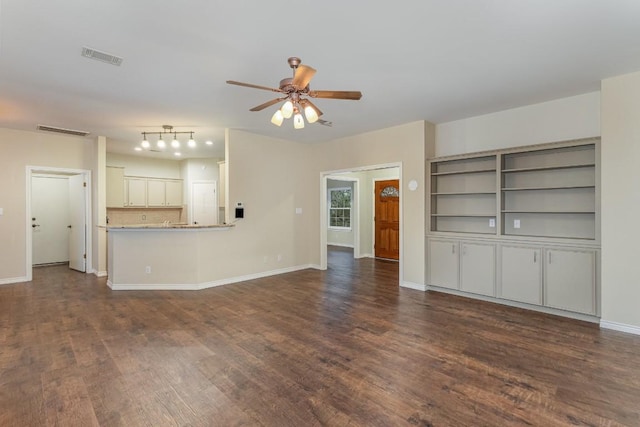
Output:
[
  {"xmin": 429, "ymin": 155, "xmax": 497, "ymax": 235},
  {"xmin": 426, "ymin": 139, "xmax": 600, "ymax": 320},
  {"xmin": 501, "ymin": 144, "xmax": 596, "ymax": 240}
]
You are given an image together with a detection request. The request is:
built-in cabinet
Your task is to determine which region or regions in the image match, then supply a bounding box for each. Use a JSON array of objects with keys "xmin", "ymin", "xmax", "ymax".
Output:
[
  {"xmin": 107, "ymin": 170, "xmax": 183, "ymax": 208},
  {"xmin": 426, "ymin": 138, "xmax": 600, "ymax": 320}
]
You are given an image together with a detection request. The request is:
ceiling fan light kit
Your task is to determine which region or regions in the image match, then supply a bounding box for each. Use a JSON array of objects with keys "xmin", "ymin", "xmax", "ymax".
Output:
[{"xmin": 227, "ymin": 57, "xmax": 362, "ymax": 129}]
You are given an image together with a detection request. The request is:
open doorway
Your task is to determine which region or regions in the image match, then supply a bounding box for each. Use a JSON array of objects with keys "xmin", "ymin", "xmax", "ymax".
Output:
[
  {"xmin": 26, "ymin": 166, "xmax": 92, "ymax": 281},
  {"xmin": 321, "ymin": 164, "xmax": 401, "ymax": 282}
]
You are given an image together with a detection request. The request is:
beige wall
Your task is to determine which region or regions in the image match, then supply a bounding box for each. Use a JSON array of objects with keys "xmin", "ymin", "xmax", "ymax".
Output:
[
  {"xmin": 310, "ymin": 121, "xmax": 430, "ymax": 286},
  {"xmin": 106, "ymin": 152, "xmax": 182, "ymax": 179},
  {"xmin": 0, "ymin": 127, "xmax": 94, "ymax": 282},
  {"xmin": 601, "ymin": 71, "xmax": 640, "ymax": 330},
  {"xmin": 436, "ymin": 92, "xmax": 601, "ymax": 157}
]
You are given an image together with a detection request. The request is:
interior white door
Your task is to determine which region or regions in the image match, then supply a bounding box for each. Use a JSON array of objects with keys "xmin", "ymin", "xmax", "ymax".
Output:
[
  {"xmin": 191, "ymin": 181, "xmax": 217, "ymax": 225},
  {"xmin": 32, "ymin": 176, "xmax": 70, "ymax": 265},
  {"xmin": 68, "ymin": 174, "xmax": 87, "ymax": 272}
]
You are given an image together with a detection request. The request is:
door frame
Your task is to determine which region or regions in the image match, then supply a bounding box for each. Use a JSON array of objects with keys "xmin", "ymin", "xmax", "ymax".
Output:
[
  {"xmin": 26, "ymin": 166, "xmax": 92, "ymax": 281},
  {"xmin": 189, "ymin": 179, "xmax": 218, "ymax": 225},
  {"xmin": 372, "ymin": 177, "xmax": 400, "ymax": 261},
  {"xmin": 325, "ymin": 176, "xmax": 359, "ymax": 258},
  {"xmin": 320, "ymin": 162, "xmax": 403, "ymax": 286}
]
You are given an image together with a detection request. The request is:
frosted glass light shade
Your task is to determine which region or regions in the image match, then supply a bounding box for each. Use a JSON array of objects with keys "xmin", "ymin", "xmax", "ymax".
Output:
[
  {"xmin": 171, "ymin": 139, "xmax": 180, "ymax": 148},
  {"xmin": 188, "ymin": 138, "xmax": 196, "ymax": 148},
  {"xmin": 281, "ymin": 100, "xmax": 294, "ymax": 118},
  {"xmin": 304, "ymin": 105, "xmax": 319, "ymax": 123},
  {"xmin": 293, "ymin": 113, "xmax": 305, "ymax": 129},
  {"xmin": 157, "ymin": 138, "xmax": 166, "ymax": 149},
  {"xmin": 271, "ymin": 110, "xmax": 284, "ymax": 126},
  {"xmin": 141, "ymin": 139, "xmax": 150, "ymax": 149}
]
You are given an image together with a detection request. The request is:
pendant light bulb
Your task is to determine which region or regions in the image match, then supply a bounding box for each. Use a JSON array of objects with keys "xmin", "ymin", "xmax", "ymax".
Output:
[
  {"xmin": 157, "ymin": 137, "xmax": 166, "ymax": 149},
  {"xmin": 281, "ymin": 100, "xmax": 294, "ymax": 119},
  {"xmin": 304, "ymin": 105, "xmax": 319, "ymax": 124},
  {"xmin": 141, "ymin": 133, "xmax": 150, "ymax": 149},
  {"xmin": 187, "ymin": 132, "xmax": 196, "ymax": 148},
  {"xmin": 271, "ymin": 109, "xmax": 284, "ymax": 126},
  {"xmin": 171, "ymin": 133, "xmax": 180, "ymax": 148},
  {"xmin": 293, "ymin": 112, "xmax": 305, "ymax": 129}
]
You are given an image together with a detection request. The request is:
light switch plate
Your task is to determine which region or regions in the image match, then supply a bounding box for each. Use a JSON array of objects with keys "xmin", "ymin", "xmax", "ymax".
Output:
[
  {"xmin": 295, "ymin": 208, "xmax": 302, "ymax": 214},
  {"xmin": 0, "ymin": 208, "xmax": 3, "ymax": 215},
  {"xmin": 489, "ymin": 218, "xmax": 495, "ymax": 227},
  {"xmin": 514, "ymin": 219, "xmax": 521, "ymax": 229}
]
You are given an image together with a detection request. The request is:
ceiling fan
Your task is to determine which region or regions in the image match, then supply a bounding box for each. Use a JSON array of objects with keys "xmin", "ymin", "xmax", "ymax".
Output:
[{"xmin": 226, "ymin": 57, "xmax": 362, "ymax": 129}]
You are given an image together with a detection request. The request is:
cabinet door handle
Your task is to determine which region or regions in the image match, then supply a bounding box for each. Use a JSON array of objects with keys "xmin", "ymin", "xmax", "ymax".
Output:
[
  {"xmin": 533, "ymin": 252, "xmax": 537, "ymax": 263},
  {"xmin": 452, "ymin": 244, "xmax": 455, "ymax": 255},
  {"xmin": 463, "ymin": 245, "xmax": 467, "ymax": 256},
  {"xmin": 548, "ymin": 252, "xmax": 552, "ymax": 264}
]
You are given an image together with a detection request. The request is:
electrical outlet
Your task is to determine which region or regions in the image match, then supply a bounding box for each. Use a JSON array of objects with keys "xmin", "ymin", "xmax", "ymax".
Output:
[
  {"xmin": 145, "ymin": 266, "xmax": 151, "ymax": 274},
  {"xmin": 295, "ymin": 208, "xmax": 302, "ymax": 214},
  {"xmin": 277, "ymin": 254, "xmax": 282, "ymax": 262},
  {"xmin": 489, "ymin": 218, "xmax": 496, "ymax": 228},
  {"xmin": 514, "ymin": 219, "xmax": 521, "ymax": 229}
]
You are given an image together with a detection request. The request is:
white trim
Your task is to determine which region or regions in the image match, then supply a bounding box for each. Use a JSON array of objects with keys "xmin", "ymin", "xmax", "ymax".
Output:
[
  {"xmin": 355, "ymin": 253, "xmax": 373, "ymax": 259},
  {"xmin": 320, "ymin": 162, "xmax": 403, "ymax": 287},
  {"xmin": 427, "ymin": 285, "xmax": 600, "ymax": 323},
  {"xmin": 600, "ymin": 320, "xmax": 640, "ymax": 336},
  {"xmin": 93, "ymin": 270, "xmax": 108, "ymax": 278},
  {"xmin": 107, "ymin": 264, "xmax": 316, "ymax": 291},
  {"xmin": 26, "ymin": 166, "xmax": 93, "ymax": 281},
  {"xmin": 0, "ymin": 276, "xmax": 29, "ymax": 285},
  {"xmin": 401, "ymin": 281, "xmax": 427, "ymax": 291}
]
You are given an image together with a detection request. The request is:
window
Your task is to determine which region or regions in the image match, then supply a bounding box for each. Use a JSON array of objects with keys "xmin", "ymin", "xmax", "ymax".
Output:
[{"xmin": 329, "ymin": 187, "xmax": 352, "ymax": 229}]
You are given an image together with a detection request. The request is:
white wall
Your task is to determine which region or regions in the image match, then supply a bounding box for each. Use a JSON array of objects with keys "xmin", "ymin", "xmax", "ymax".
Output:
[
  {"xmin": 601, "ymin": 71, "xmax": 640, "ymax": 332},
  {"xmin": 180, "ymin": 158, "xmax": 221, "ymax": 223},
  {"xmin": 435, "ymin": 92, "xmax": 601, "ymax": 157},
  {"xmin": 106, "ymin": 152, "xmax": 182, "ymax": 179},
  {"xmin": 0, "ymin": 127, "xmax": 94, "ymax": 283}
]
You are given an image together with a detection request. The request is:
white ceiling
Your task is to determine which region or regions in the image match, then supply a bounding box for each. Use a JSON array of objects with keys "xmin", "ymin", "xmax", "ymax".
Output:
[{"xmin": 1, "ymin": 1, "xmax": 640, "ymax": 160}]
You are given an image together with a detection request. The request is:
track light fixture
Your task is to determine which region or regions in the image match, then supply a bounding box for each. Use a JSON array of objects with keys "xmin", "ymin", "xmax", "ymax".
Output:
[{"xmin": 140, "ymin": 125, "xmax": 197, "ymax": 152}]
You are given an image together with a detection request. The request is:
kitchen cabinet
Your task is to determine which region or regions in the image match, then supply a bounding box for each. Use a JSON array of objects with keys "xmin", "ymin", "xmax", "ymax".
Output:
[
  {"xmin": 165, "ymin": 180, "xmax": 183, "ymax": 206},
  {"xmin": 125, "ymin": 178, "xmax": 147, "ymax": 207}
]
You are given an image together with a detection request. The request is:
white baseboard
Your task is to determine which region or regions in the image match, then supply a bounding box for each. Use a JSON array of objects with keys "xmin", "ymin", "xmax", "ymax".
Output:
[
  {"xmin": 0, "ymin": 276, "xmax": 29, "ymax": 285},
  {"xmin": 355, "ymin": 253, "xmax": 373, "ymax": 259},
  {"xmin": 600, "ymin": 320, "xmax": 640, "ymax": 336},
  {"xmin": 401, "ymin": 281, "xmax": 427, "ymax": 291},
  {"xmin": 108, "ymin": 264, "xmax": 316, "ymax": 291},
  {"xmin": 308, "ymin": 264, "xmax": 323, "ymax": 270},
  {"xmin": 93, "ymin": 270, "xmax": 107, "ymax": 278}
]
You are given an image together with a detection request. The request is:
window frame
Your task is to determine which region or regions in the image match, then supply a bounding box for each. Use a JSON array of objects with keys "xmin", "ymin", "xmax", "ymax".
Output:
[{"xmin": 328, "ymin": 187, "xmax": 352, "ymax": 231}]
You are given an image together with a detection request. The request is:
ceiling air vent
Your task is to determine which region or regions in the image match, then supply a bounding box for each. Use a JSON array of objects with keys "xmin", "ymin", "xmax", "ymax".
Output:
[
  {"xmin": 37, "ymin": 125, "xmax": 90, "ymax": 137},
  {"xmin": 81, "ymin": 46, "xmax": 123, "ymax": 66}
]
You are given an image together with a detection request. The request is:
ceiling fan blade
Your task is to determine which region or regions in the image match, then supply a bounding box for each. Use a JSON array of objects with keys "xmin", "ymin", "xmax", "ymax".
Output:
[
  {"xmin": 292, "ymin": 65, "xmax": 316, "ymax": 89},
  {"xmin": 226, "ymin": 80, "xmax": 283, "ymax": 93},
  {"xmin": 301, "ymin": 99, "xmax": 323, "ymax": 117},
  {"xmin": 309, "ymin": 90, "xmax": 362, "ymax": 100},
  {"xmin": 249, "ymin": 97, "xmax": 287, "ymax": 112}
]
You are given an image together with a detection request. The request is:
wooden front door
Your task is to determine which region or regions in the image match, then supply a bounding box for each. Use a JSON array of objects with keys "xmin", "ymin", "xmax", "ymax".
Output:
[{"xmin": 375, "ymin": 179, "xmax": 400, "ymax": 260}]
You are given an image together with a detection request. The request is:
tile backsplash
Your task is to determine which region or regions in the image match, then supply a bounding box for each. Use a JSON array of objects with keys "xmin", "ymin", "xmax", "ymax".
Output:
[{"xmin": 107, "ymin": 208, "xmax": 185, "ymax": 225}]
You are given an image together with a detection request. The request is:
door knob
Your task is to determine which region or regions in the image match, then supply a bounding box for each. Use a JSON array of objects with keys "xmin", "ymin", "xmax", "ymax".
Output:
[{"xmin": 68, "ymin": 225, "xmax": 72, "ymax": 229}]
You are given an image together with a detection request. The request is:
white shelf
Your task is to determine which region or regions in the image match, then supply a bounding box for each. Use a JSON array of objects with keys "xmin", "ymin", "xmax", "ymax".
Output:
[
  {"xmin": 502, "ymin": 163, "xmax": 595, "ymax": 173},
  {"xmin": 432, "ymin": 214, "xmax": 496, "ymax": 217},
  {"xmin": 502, "ymin": 210, "xmax": 595, "ymax": 214},
  {"xmin": 432, "ymin": 191, "xmax": 496, "ymax": 195},
  {"xmin": 431, "ymin": 168, "xmax": 496, "ymax": 176},
  {"xmin": 502, "ymin": 185, "xmax": 595, "ymax": 191}
]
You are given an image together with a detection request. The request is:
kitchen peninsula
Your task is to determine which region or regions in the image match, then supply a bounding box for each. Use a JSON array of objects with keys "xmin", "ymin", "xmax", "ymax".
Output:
[{"xmin": 107, "ymin": 223, "xmax": 236, "ymax": 290}]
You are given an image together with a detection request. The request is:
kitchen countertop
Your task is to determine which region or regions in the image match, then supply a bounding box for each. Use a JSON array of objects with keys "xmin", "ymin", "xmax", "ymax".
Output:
[{"xmin": 106, "ymin": 223, "xmax": 234, "ymax": 230}]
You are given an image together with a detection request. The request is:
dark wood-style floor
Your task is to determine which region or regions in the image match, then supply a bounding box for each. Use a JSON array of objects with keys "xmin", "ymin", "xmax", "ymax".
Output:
[{"xmin": 1, "ymin": 247, "xmax": 640, "ymax": 426}]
